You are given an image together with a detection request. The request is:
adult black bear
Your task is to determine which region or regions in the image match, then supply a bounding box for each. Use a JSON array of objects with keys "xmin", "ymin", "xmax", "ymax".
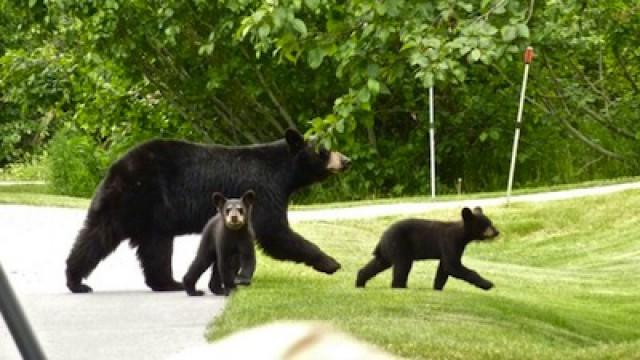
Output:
[
  {"xmin": 65, "ymin": 129, "xmax": 350, "ymax": 293},
  {"xmin": 356, "ymin": 207, "xmax": 499, "ymax": 290},
  {"xmin": 184, "ymin": 191, "xmax": 255, "ymax": 296}
]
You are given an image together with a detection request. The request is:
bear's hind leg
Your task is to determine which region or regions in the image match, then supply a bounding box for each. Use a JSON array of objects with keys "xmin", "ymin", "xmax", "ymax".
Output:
[
  {"xmin": 66, "ymin": 222, "xmax": 122, "ymax": 293},
  {"xmin": 135, "ymin": 235, "xmax": 184, "ymax": 291},
  {"xmin": 356, "ymin": 257, "xmax": 391, "ymax": 288},
  {"xmin": 391, "ymin": 259, "xmax": 413, "ymax": 288}
]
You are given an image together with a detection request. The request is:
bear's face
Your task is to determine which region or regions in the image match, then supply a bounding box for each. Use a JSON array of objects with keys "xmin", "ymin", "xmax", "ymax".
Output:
[
  {"xmin": 285, "ymin": 129, "xmax": 351, "ymax": 185},
  {"xmin": 461, "ymin": 207, "xmax": 499, "ymax": 241},
  {"xmin": 213, "ymin": 190, "xmax": 255, "ymax": 230}
]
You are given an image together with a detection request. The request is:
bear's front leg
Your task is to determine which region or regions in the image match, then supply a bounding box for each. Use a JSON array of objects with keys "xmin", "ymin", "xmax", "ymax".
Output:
[
  {"xmin": 217, "ymin": 256, "xmax": 239, "ymax": 297},
  {"xmin": 208, "ymin": 266, "xmax": 224, "ymax": 295},
  {"xmin": 433, "ymin": 262, "xmax": 449, "ymax": 290},
  {"xmin": 235, "ymin": 245, "xmax": 256, "ymax": 286},
  {"xmin": 257, "ymin": 228, "xmax": 341, "ymax": 274},
  {"xmin": 183, "ymin": 248, "xmax": 213, "ymax": 296},
  {"xmin": 449, "ymin": 264, "xmax": 494, "ymax": 290}
]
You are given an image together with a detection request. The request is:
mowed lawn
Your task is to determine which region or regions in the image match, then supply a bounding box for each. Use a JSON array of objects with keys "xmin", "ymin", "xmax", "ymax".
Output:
[{"xmin": 210, "ymin": 190, "xmax": 640, "ymax": 359}]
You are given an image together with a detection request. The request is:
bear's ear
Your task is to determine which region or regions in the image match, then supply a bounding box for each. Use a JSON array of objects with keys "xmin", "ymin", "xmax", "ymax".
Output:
[
  {"xmin": 241, "ymin": 190, "xmax": 256, "ymax": 207},
  {"xmin": 212, "ymin": 192, "xmax": 226, "ymax": 211},
  {"xmin": 473, "ymin": 207, "xmax": 483, "ymax": 215},
  {"xmin": 461, "ymin": 207, "xmax": 474, "ymax": 222},
  {"xmin": 285, "ymin": 129, "xmax": 305, "ymax": 153}
]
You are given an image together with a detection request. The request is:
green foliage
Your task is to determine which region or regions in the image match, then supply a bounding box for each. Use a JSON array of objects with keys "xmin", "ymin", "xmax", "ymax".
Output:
[
  {"xmin": 0, "ymin": 0, "xmax": 638, "ymax": 200},
  {"xmin": 0, "ymin": 46, "xmax": 68, "ymax": 165},
  {"xmin": 236, "ymin": 0, "xmax": 531, "ymax": 142},
  {"xmin": 211, "ymin": 190, "xmax": 640, "ymax": 359},
  {"xmin": 527, "ymin": 0, "xmax": 640, "ymax": 166},
  {"xmin": 46, "ymin": 128, "xmax": 107, "ymax": 197}
]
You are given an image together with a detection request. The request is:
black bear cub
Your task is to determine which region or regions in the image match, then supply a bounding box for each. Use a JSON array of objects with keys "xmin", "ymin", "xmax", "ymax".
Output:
[
  {"xmin": 356, "ymin": 207, "xmax": 499, "ymax": 290},
  {"xmin": 183, "ymin": 190, "xmax": 256, "ymax": 296}
]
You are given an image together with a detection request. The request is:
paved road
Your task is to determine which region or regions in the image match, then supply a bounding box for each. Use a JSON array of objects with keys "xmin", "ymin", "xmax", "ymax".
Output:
[
  {"xmin": 1, "ymin": 181, "xmax": 639, "ymax": 359},
  {"xmin": 0, "ymin": 206, "xmax": 224, "ymax": 360},
  {"xmin": 290, "ymin": 181, "xmax": 640, "ymax": 221}
]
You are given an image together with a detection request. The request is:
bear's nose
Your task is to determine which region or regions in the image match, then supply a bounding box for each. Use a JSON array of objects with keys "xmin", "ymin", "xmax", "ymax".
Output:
[
  {"xmin": 341, "ymin": 156, "xmax": 352, "ymax": 169},
  {"xmin": 231, "ymin": 215, "xmax": 238, "ymax": 223}
]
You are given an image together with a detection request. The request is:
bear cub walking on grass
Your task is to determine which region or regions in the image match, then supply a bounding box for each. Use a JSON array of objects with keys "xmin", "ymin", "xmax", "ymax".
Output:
[
  {"xmin": 184, "ymin": 190, "xmax": 256, "ymax": 296},
  {"xmin": 356, "ymin": 207, "xmax": 499, "ymax": 290}
]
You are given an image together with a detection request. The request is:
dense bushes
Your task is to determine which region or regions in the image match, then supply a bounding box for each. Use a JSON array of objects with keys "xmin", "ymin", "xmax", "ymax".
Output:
[
  {"xmin": 45, "ymin": 124, "xmax": 196, "ymax": 197},
  {"xmin": 46, "ymin": 129, "xmax": 107, "ymax": 197}
]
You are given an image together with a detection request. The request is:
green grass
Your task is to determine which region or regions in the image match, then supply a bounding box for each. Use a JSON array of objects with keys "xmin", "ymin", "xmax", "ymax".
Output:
[
  {"xmin": 210, "ymin": 189, "xmax": 640, "ymax": 359},
  {"xmin": 290, "ymin": 176, "xmax": 640, "ymax": 209},
  {"xmin": 0, "ymin": 177, "xmax": 638, "ymax": 210},
  {"xmin": 0, "ymin": 159, "xmax": 47, "ymax": 181},
  {"xmin": 0, "ymin": 184, "xmax": 89, "ymax": 208}
]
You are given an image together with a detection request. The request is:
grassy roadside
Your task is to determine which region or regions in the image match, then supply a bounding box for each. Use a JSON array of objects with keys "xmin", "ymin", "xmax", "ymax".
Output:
[
  {"xmin": 0, "ymin": 184, "xmax": 89, "ymax": 208},
  {"xmin": 209, "ymin": 189, "xmax": 640, "ymax": 359},
  {"xmin": 290, "ymin": 176, "xmax": 640, "ymax": 209},
  {"xmin": 0, "ymin": 176, "xmax": 638, "ymax": 210}
]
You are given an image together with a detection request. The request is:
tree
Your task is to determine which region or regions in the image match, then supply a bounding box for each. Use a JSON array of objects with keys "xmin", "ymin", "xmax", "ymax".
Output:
[{"xmin": 1, "ymin": 0, "xmax": 637, "ymax": 199}]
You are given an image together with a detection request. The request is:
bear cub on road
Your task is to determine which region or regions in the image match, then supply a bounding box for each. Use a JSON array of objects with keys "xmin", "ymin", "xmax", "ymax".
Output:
[
  {"xmin": 356, "ymin": 207, "xmax": 499, "ymax": 290},
  {"xmin": 183, "ymin": 191, "xmax": 256, "ymax": 296}
]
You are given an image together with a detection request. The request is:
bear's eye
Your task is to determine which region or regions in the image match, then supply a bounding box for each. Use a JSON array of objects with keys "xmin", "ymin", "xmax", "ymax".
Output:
[
  {"xmin": 237, "ymin": 208, "xmax": 244, "ymax": 215},
  {"xmin": 225, "ymin": 209, "xmax": 231, "ymax": 215}
]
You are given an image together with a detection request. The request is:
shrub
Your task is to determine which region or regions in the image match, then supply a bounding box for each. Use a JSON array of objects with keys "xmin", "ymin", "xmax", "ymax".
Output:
[{"xmin": 46, "ymin": 128, "xmax": 108, "ymax": 197}]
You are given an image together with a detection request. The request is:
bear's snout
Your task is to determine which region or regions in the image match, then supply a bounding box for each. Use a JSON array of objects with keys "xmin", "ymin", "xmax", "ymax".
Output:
[
  {"xmin": 327, "ymin": 152, "xmax": 351, "ymax": 173},
  {"xmin": 341, "ymin": 155, "xmax": 351, "ymax": 169},
  {"xmin": 483, "ymin": 227, "xmax": 499, "ymax": 239}
]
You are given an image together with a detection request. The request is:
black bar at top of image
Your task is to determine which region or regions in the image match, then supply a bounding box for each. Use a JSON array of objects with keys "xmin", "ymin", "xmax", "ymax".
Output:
[{"xmin": 0, "ymin": 262, "xmax": 47, "ymax": 360}]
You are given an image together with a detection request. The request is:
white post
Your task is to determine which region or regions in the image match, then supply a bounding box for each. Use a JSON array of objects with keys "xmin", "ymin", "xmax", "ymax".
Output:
[
  {"xmin": 429, "ymin": 86, "xmax": 436, "ymax": 198},
  {"xmin": 507, "ymin": 47, "xmax": 535, "ymax": 204}
]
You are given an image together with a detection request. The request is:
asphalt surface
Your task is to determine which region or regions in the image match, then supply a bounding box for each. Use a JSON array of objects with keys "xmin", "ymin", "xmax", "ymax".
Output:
[
  {"xmin": 1, "ymin": 181, "xmax": 639, "ymax": 359},
  {"xmin": 0, "ymin": 206, "xmax": 224, "ymax": 360}
]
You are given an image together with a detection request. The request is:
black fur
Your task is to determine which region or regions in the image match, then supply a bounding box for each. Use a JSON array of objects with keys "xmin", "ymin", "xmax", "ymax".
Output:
[
  {"xmin": 65, "ymin": 129, "xmax": 351, "ymax": 293},
  {"xmin": 356, "ymin": 207, "xmax": 499, "ymax": 290},
  {"xmin": 183, "ymin": 191, "xmax": 255, "ymax": 296}
]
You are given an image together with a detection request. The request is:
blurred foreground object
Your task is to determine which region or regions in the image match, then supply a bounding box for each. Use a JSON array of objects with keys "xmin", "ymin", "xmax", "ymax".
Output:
[
  {"xmin": 168, "ymin": 321, "xmax": 400, "ymax": 360},
  {"xmin": 0, "ymin": 262, "xmax": 46, "ymax": 360}
]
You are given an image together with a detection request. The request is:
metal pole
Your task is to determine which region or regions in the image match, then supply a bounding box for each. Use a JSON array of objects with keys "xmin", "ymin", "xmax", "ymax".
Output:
[
  {"xmin": 0, "ymin": 262, "xmax": 47, "ymax": 360},
  {"xmin": 507, "ymin": 47, "xmax": 535, "ymax": 204},
  {"xmin": 429, "ymin": 86, "xmax": 436, "ymax": 198}
]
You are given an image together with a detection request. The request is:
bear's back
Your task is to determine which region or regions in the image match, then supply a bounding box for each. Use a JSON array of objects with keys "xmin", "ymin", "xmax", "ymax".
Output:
[
  {"xmin": 88, "ymin": 138, "xmax": 292, "ymax": 236},
  {"xmin": 378, "ymin": 219, "xmax": 463, "ymax": 261}
]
